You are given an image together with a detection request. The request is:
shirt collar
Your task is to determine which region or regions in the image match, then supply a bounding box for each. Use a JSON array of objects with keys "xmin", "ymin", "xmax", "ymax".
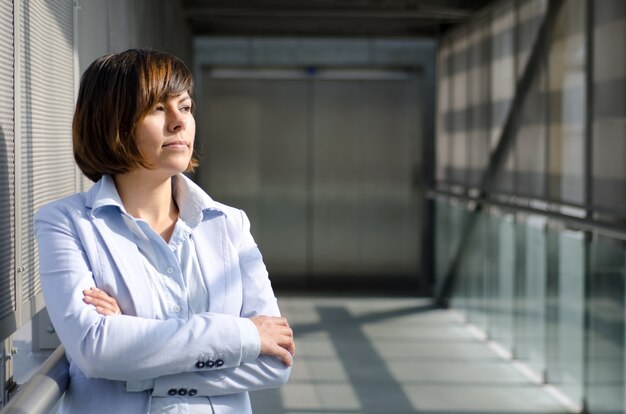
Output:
[
  {"xmin": 90, "ymin": 174, "xmax": 225, "ymax": 227},
  {"xmin": 173, "ymin": 174, "xmax": 225, "ymax": 227},
  {"xmin": 91, "ymin": 175, "xmax": 127, "ymax": 214}
]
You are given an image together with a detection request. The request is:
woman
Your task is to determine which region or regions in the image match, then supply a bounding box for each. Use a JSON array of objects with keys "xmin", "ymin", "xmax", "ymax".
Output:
[{"xmin": 34, "ymin": 49, "xmax": 294, "ymax": 413}]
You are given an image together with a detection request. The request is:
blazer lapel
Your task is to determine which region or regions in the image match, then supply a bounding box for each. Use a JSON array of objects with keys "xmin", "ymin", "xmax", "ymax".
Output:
[
  {"xmin": 193, "ymin": 212, "xmax": 229, "ymax": 314},
  {"xmin": 91, "ymin": 213, "xmax": 153, "ymax": 318}
]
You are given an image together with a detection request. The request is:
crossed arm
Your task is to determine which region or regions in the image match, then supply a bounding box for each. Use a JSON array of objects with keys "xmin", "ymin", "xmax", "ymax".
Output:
[
  {"xmin": 83, "ymin": 287, "xmax": 295, "ymax": 366},
  {"xmin": 35, "ymin": 202, "xmax": 294, "ymax": 394}
]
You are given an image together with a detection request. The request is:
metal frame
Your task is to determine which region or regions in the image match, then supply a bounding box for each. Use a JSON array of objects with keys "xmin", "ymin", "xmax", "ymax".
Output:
[{"xmin": 430, "ymin": 189, "xmax": 626, "ymax": 243}]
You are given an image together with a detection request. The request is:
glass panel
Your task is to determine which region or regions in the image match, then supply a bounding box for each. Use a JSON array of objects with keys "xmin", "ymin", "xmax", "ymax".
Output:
[
  {"xmin": 450, "ymin": 32, "xmax": 468, "ymax": 185},
  {"xmin": 516, "ymin": 0, "xmax": 547, "ymax": 77},
  {"xmin": 546, "ymin": 230, "xmax": 585, "ymax": 406},
  {"xmin": 491, "ymin": 1, "xmax": 516, "ymax": 194},
  {"xmin": 514, "ymin": 66, "xmax": 547, "ymax": 198},
  {"xmin": 516, "ymin": 0, "xmax": 548, "ymax": 199},
  {"xmin": 587, "ymin": 235, "xmax": 625, "ymax": 413},
  {"xmin": 435, "ymin": 200, "xmax": 450, "ymax": 288},
  {"xmin": 518, "ymin": 216, "xmax": 547, "ymax": 376},
  {"xmin": 490, "ymin": 213, "xmax": 516, "ymax": 351},
  {"xmin": 592, "ymin": 0, "xmax": 626, "ymax": 213},
  {"xmin": 436, "ymin": 43, "xmax": 451, "ymax": 183},
  {"xmin": 449, "ymin": 204, "xmax": 469, "ymax": 310},
  {"xmin": 436, "ymin": 199, "xmax": 626, "ymax": 414},
  {"xmin": 466, "ymin": 213, "xmax": 488, "ymax": 331},
  {"xmin": 466, "ymin": 20, "xmax": 490, "ymax": 187},
  {"xmin": 547, "ymin": 0, "xmax": 586, "ymax": 204},
  {"xmin": 433, "ymin": 0, "xmax": 626, "ymax": 411},
  {"xmin": 483, "ymin": 211, "xmax": 499, "ymax": 337}
]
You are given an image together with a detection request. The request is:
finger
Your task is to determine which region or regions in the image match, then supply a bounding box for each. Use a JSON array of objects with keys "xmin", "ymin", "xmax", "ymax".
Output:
[
  {"xmin": 278, "ymin": 335, "xmax": 296, "ymax": 356},
  {"xmin": 95, "ymin": 305, "xmax": 116, "ymax": 316},
  {"xmin": 83, "ymin": 296, "xmax": 109, "ymax": 309},
  {"xmin": 85, "ymin": 289, "xmax": 116, "ymax": 306},
  {"xmin": 273, "ymin": 345, "xmax": 293, "ymax": 367},
  {"xmin": 280, "ymin": 341, "xmax": 295, "ymax": 357},
  {"xmin": 84, "ymin": 289, "xmax": 121, "ymax": 313},
  {"xmin": 83, "ymin": 296, "xmax": 120, "ymax": 315},
  {"xmin": 277, "ymin": 327, "xmax": 293, "ymax": 339},
  {"xmin": 276, "ymin": 317, "xmax": 289, "ymax": 326},
  {"xmin": 283, "ymin": 348, "xmax": 293, "ymax": 367},
  {"xmin": 262, "ymin": 316, "xmax": 288, "ymax": 326}
]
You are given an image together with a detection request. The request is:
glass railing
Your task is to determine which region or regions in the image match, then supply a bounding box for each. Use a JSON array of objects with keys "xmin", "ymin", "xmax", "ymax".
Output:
[{"xmin": 435, "ymin": 198, "xmax": 626, "ymax": 413}]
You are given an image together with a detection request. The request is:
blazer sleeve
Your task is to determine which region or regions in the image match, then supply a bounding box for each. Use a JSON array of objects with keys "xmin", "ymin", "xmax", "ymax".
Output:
[
  {"xmin": 132, "ymin": 209, "xmax": 292, "ymax": 395},
  {"xmin": 35, "ymin": 203, "xmax": 261, "ymax": 382}
]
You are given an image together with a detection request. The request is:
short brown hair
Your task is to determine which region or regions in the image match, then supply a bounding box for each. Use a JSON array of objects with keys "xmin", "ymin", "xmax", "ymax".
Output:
[{"xmin": 73, "ymin": 49, "xmax": 198, "ymax": 182}]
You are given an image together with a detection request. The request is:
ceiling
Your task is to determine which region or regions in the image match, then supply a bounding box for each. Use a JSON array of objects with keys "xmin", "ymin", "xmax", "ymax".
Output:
[{"xmin": 181, "ymin": 0, "xmax": 495, "ymax": 38}]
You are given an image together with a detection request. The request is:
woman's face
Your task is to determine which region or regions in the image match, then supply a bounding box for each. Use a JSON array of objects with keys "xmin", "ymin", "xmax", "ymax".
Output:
[{"xmin": 134, "ymin": 92, "xmax": 195, "ymax": 177}]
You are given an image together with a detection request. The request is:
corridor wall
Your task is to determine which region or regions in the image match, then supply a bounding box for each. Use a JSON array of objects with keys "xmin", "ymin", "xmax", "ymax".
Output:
[
  {"xmin": 193, "ymin": 38, "xmax": 436, "ymax": 288},
  {"xmin": 435, "ymin": 1, "xmax": 626, "ymax": 412}
]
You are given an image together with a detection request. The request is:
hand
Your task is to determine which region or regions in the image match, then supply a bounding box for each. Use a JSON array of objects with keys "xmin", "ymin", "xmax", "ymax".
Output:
[
  {"xmin": 83, "ymin": 287, "xmax": 122, "ymax": 316},
  {"xmin": 250, "ymin": 316, "xmax": 295, "ymax": 367}
]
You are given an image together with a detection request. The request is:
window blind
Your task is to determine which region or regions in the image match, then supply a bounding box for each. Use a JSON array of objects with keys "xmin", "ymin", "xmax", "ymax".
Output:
[
  {"xmin": 19, "ymin": 0, "xmax": 75, "ymax": 320},
  {"xmin": 0, "ymin": 0, "xmax": 16, "ymax": 338}
]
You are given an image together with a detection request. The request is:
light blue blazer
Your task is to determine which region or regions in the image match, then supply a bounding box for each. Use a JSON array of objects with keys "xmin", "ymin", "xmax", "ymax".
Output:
[{"xmin": 34, "ymin": 176, "xmax": 291, "ymax": 413}]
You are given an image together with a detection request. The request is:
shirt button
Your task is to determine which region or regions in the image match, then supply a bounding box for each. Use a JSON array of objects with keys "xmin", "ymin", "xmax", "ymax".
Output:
[
  {"xmin": 172, "ymin": 304, "xmax": 181, "ymax": 313},
  {"xmin": 166, "ymin": 267, "xmax": 174, "ymax": 274}
]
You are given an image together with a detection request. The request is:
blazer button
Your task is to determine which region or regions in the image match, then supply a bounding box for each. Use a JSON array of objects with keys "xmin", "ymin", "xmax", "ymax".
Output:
[
  {"xmin": 178, "ymin": 388, "xmax": 188, "ymax": 396},
  {"xmin": 167, "ymin": 388, "xmax": 177, "ymax": 396},
  {"xmin": 206, "ymin": 360, "xmax": 215, "ymax": 368},
  {"xmin": 215, "ymin": 359, "xmax": 224, "ymax": 367},
  {"xmin": 188, "ymin": 389, "xmax": 198, "ymax": 396},
  {"xmin": 195, "ymin": 361, "xmax": 205, "ymax": 369}
]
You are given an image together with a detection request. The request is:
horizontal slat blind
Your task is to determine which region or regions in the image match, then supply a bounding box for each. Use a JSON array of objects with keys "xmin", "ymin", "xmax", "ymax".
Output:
[
  {"xmin": 19, "ymin": 0, "xmax": 75, "ymax": 310},
  {"xmin": 0, "ymin": 0, "xmax": 16, "ymax": 329}
]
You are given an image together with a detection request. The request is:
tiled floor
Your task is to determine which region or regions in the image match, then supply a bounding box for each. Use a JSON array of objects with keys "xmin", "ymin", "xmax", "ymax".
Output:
[{"xmin": 251, "ymin": 295, "xmax": 577, "ymax": 414}]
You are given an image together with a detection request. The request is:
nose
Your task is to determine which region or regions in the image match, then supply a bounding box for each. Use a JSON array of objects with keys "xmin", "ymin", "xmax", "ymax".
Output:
[{"xmin": 167, "ymin": 109, "xmax": 186, "ymax": 133}]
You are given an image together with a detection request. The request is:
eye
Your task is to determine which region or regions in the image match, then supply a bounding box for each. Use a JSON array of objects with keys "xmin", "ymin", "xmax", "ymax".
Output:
[
  {"xmin": 153, "ymin": 104, "xmax": 165, "ymax": 112},
  {"xmin": 179, "ymin": 105, "xmax": 192, "ymax": 113}
]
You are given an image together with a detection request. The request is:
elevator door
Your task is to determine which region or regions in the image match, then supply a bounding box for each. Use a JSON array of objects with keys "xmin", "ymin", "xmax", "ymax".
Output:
[{"xmin": 197, "ymin": 73, "xmax": 422, "ymax": 285}]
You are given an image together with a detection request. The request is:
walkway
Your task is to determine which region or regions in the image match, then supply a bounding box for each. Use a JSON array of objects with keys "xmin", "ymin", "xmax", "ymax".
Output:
[{"xmin": 251, "ymin": 295, "xmax": 576, "ymax": 414}]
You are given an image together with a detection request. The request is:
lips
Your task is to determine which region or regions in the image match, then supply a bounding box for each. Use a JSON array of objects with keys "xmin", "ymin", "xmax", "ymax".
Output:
[{"xmin": 162, "ymin": 140, "xmax": 189, "ymax": 149}]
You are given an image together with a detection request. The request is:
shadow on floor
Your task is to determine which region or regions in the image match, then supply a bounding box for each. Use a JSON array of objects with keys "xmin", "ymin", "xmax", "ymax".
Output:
[{"xmin": 251, "ymin": 296, "xmax": 575, "ymax": 414}]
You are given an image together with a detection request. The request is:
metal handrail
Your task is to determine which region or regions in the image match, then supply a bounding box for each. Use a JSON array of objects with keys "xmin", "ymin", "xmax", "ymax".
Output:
[
  {"xmin": 429, "ymin": 189, "xmax": 626, "ymax": 241},
  {"xmin": 0, "ymin": 346, "xmax": 68, "ymax": 414}
]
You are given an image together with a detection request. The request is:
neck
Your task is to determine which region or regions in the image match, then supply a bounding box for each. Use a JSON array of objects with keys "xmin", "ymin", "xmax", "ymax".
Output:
[{"xmin": 113, "ymin": 171, "xmax": 179, "ymax": 240}]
